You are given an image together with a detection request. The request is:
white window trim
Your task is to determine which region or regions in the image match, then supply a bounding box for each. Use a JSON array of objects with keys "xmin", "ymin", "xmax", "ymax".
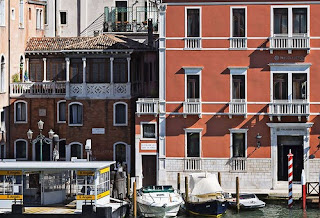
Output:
[
  {"xmin": 67, "ymin": 142, "xmax": 83, "ymax": 161},
  {"xmin": 113, "ymin": 102, "xmax": 128, "ymax": 126},
  {"xmin": 229, "ymin": 67, "xmax": 248, "ymax": 102},
  {"xmin": 57, "ymin": 100, "xmax": 66, "ymax": 123},
  {"xmin": 14, "ymin": 139, "xmax": 28, "ymax": 160},
  {"xmin": 270, "ymin": 5, "xmax": 310, "ymax": 37},
  {"xmin": 0, "ymin": 0, "xmax": 5, "ymax": 26},
  {"xmin": 184, "ymin": 128, "xmax": 202, "ymax": 158},
  {"xmin": 185, "ymin": 6, "xmax": 202, "ymax": 38},
  {"xmin": 36, "ymin": 8, "xmax": 43, "ymax": 30},
  {"xmin": 140, "ymin": 122, "xmax": 157, "ymax": 140},
  {"xmin": 229, "ymin": 128, "xmax": 248, "ymax": 158},
  {"xmin": 19, "ymin": 0, "xmax": 24, "ymax": 28},
  {"xmin": 113, "ymin": 142, "xmax": 131, "ymax": 173},
  {"xmin": 183, "ymin": 67, "xmax": 202, "ymax": 101},
  {"xmin": 230, "ymin": 6, "xmax": 247, "ymax": 38},
  {"xmin": 59, "ymin": 10, "xmax": 67, "ymax": 26},
  {"xmin": 14, "ymin": 100, "xmax": 28, "ymax": 124},
  {"xmin": 68, "ymin": 102, "xmax": 83, "ymax": 127},
  {"xmin": 269, "ymin": 63, "xmax": 311, "ymax": 102}
]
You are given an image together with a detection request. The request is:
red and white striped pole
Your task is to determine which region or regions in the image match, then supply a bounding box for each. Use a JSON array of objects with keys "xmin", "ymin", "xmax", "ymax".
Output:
[
  {"xmin": 301, "ymin": 169, "xmax": 306, "ymax": 211},
  {"xmin": 288, "ymin": 149, "xmax": 294, "ymax": 208}
]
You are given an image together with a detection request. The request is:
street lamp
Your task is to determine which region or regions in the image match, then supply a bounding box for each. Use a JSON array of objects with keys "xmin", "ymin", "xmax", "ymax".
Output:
[{"xmin": 27, "ymin": 120, "xmax": 58, "ymax": 161}]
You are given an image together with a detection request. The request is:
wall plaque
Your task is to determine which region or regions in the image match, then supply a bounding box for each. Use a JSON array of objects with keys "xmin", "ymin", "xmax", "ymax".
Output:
[
  {"xmin": 92, "ymin": 128, "xmax": 105, "ymax": 134},
  {"xmin": 141, "ymin": 143, "xmax": 157, "ymax": 150}
]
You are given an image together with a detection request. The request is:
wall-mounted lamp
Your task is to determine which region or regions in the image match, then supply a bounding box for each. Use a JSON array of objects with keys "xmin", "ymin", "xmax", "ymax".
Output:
[
  {"xmin": 256, "ymin": 133, "xmax": 262, "ymax": 148},
  {"xmin": 309, "ymin": 136, "xmax": 320, "ymax": 159}
]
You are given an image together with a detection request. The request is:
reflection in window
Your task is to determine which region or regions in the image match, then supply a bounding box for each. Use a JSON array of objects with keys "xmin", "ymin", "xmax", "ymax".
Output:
[
  {"xmin": 187, "ymin": 9, "xmax": 200, "ymax": 37},
  {"xmin": 187, "ymin": 132, "xmax": 200, "ymax": 157}
]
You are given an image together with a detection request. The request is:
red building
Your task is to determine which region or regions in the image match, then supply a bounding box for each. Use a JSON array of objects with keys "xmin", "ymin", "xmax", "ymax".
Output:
[
  {"xmin": 135, "ymin": 0, "xmax": 320, "ymax": 192},
  {"xmin": 9, "ymin": 34, "xmax": 157, "ymax": 174}
]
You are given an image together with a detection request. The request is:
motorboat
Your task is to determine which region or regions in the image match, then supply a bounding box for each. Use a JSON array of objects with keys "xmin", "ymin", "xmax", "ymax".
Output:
[
  {"xmin": 228, "ymin": 193, "xmax": 266, "ymax": 209},
  {"xmin": 136, "ymin": 185, "xmax": 183, "ymax": 217},
  {"xmin": 184, "ymin": 173, "xmax": 228, "ymax": 217}
]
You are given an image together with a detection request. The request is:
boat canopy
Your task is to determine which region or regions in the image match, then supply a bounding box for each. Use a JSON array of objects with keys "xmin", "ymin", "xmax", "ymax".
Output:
[{"xmin": 189, "ymin": 173, "xmax": 223, "ymax": 196}]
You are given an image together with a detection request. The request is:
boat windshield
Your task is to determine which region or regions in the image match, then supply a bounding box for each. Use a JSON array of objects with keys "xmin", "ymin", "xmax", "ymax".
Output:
[
  {"xmin": 141, "ymin": 185, "xmax": 174, "ymax": 193},
  {"xmin": 231, "ymin": 194, "xmax": 256, "ymax": 199}
]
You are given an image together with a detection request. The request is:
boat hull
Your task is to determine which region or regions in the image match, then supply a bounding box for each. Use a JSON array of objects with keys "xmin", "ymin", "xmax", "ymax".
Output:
[
  {"xmin": 137, "ymin": 201, "xmax": 181, "ymax": 217},
  {"xmin": 185, "ymin": 200, "xmax": 228, "ymax": 217}
]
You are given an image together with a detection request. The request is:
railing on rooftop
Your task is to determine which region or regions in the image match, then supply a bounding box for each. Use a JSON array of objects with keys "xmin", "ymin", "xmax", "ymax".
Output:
[{"xmin": 103, "ymin": 6, "xmax": 159, "ymax": 32}]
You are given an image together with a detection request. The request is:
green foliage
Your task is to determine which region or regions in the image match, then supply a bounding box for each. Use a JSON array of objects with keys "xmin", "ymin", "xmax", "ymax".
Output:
[{"xmin": 12, "ymin": 73, "xmax": 20, "ymax": 83}]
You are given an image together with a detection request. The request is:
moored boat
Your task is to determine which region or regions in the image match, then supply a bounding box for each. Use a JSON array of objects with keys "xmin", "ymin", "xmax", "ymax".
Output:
[
  {"xmin": 137, "ymin": 185, "xmax": 183, "ymax": 217},
  {"xmin": 184, "ymin": 173, "xmax": 228, "ymax": 217},
  {"xmin": 228, "ymin": 193, "xmax": 266, "ymax": 209}
]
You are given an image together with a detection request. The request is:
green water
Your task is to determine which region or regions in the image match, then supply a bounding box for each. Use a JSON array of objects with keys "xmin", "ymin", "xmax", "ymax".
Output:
[{"xmin": 178, "ymin": 203, "xmax": 320, "ymax": 218}]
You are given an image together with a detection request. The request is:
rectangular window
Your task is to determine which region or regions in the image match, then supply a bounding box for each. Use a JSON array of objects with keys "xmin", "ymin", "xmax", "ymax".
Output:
[
  {"xmin": 87, "ymin": 59, "xmax": 109, "ymax": 83},
  {"xmin": 58, "ymin": 101, "xmax": 66, "ymax": 123},
  {"xmin": 70, "ymin": 59, "xmax": 83, "ymax": 83},
  {"xmin": 0, "ymin": 0, "xmax": 5, "ymax": 26},
  {"xmin": 47, "ymin": 59, "xmax": 66, "ymax": 81},
  {"xmin": 60, "ymin": 11, "xmax": 67, "ymax": 25},
  {"xmin": 293, "ymin": 8, "xmax": 307, "ymax": 34},
  {"xmin": 15, "ymin": 102, "xmax": 26, "ymax": 122},
  {"xmin": 29, "ymin": 59, "xmax": 44, "ymax": 82},
  {"xmin": 36, "ymin": 9, "xmax": 43, "ymax": 29},
  {"xmin": 69, "ymin": 104, "xmax": 83, "ymax": 125},
  {"xmin": 232, "ymin": 133, "xmax": 245, "ymax": 158},
  {"xmin": 274, "ymin": 8, "xmax": 288, "ymax": 34},
  {"xmin": 187, "ymin": 9, "xmax": 200, "ymax": 37},
  {"xmin": 142, "ymin": 123, "xmax": 156, "ymax": 139},
  {"xmin": 44, "ymin": 4, "xmax": 47, "ymax": 24},
  {"xmin": 232, "ymin": 75, "xmax": 245, "ymax": 100},
  {"xmin": 114, "ymin": 103, "xmax": 127, "ymax": 125},
  {"xmin": 19, "ymin": 0, "xmax": 24, "ymax": 27},
  {"xmin": 113, "ymin": 59, "xmax": 127, "ymax": 83},
  {"xmin": 187, "ymin": 75, "xmax": 199, "ymax": 99},
  {"xmin": 187, "ymin": 132, "xmax": 200, "ymax": 157},
  {"xmin": 232, "ymin": 8, "xmax": 245, "ymax": 37},
  {"xmin": 15, "ymin": 140, "xmax": 27, "ymax": 160},
  {"xmin": 292, "ymin": 73, "xmax": 307, "ymax": 100},
  {"xmin": 273, "ymin": 73, "xmax": 288, "ymax": 100}
]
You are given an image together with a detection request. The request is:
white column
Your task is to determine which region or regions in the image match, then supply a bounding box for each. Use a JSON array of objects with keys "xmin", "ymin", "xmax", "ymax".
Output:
[
  {"xmin": 127, "ymin": 57, "xmax": 131, "ymax": 83},
  {"xmin": 25, "ymin": 58, "xmax": 29, "ymax": 82},
  {"xmin": 110, "ymin": 57, "xmax": 114, "ymax": 83},
  {"xmin": 65, "ymin": 58, "xmax": 70, "ymax": 98},
  {"xmin": 43, "ymin": 58, "xmax": 47, "ymax": 82},
  {"xmin": 82, "ymin": 57, "xmax": 86, "ymax": 97}
]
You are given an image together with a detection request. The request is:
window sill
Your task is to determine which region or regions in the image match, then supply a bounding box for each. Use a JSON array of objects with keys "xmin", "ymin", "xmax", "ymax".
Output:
[
  {"xmin": 0, "ymin": 25, "xmax": 6, "ymax": 27},
  {"xmin": 141, "ymin": 137, "xmax": 157, "ymax": 141},
  {"xmin": 57, "ymin": 121, "xmax": 66, "ymax": 124},
  {"xmin": 69, "ymin": 124, "xmax": 83, "ymax": 127},
  {"xmin": 14, "ymin": 121, "xmax": 27, "ymax": 124},
  {"xmin": 15, "ymin": 158, "xmax": 28, "ymax": 160},
  {"xmin": 113, "ymin": 124, "xmax": 128, "ymax": 127}
]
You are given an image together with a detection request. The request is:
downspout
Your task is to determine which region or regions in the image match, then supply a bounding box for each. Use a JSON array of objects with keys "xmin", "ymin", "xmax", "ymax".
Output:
[
  {"xmin": 55, "ymin": 0, "xmax": 57, "ymax": 36},
  {"xmin": 7, "ymin": 0, "xmax": 11, "ymax": 157}
]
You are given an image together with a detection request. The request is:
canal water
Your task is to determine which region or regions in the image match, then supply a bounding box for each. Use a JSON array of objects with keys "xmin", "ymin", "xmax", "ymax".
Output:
[{"xmin": 177, "ymin": 203, "xmax": 320, "ymax": 218}]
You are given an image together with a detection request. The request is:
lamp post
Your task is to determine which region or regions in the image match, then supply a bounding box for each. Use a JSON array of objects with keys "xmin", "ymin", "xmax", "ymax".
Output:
[
  {"xmin": 27, "ymin": 120, "xmax": 56, "ymax": 161},
  {"xmin": 256, "ymin": 133, "xmax": 262, "ymax": 148}
]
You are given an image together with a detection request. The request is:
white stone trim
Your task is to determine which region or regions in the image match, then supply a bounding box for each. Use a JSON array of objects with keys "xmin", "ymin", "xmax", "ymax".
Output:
[
  {"xmin": 140, "ymin": 122, "xmax": 157, "ymax": 140},
  {"xmin": 230, "ymin": 6, "xmax": 247, "ymax": 38},
  {"xmin": 113, "ymin": 102, "xmax": 128, "ymax": 126},
  {"xmin": 184, "ymin": 128, "xmax": 202, "ymax": 158},
  {"xmin": 229, "ymin": 129, "xmax": 248, "ymax": 158},
  {"xmin": 57, "ymin": 100, "xmax": 66, "ymax": 123}
]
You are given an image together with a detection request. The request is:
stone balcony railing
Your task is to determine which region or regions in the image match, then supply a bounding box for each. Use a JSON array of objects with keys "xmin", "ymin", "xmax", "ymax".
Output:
[
  {"xmin": 229, "ymin": 37, "xmax": 247, "ymax": 49},
  {"xmin": 269, "ymin": 35, "xmax": 310, "ymax": 53},
  {"xmin": 183, "ymin": 99, "xmax": 202, "ymax": 118},
  {"xmin": 10, "ymin": 82, "xmax": 131, "ymax": 99},
  {"xmin": 230, "ymin": 157, "xmax": 247, "ymax": 172},
  {"xmin": 229, "ymin": 99, "xmax": 247, "ymax": 118},
  {"xmin": 184, "ymin": 158, "xmax": 202, "ymax": 171},
  {"xmin": 269, "ymin": 100, "xmax": 310, "ymax": 121},
  {"xmin": 136, "ymin": 98, "xmax": 159, "ymax": 116},
  {"xmin": 184, "ymin": 37, "xmax": 202, "ymax": 49}
]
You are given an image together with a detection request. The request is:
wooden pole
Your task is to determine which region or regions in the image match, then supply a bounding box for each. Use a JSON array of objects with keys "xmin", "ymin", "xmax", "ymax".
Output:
[
  {"xmin": 218, "ymin": 172, "xmax": 221, "ymax": 185},
  {"xmin": 133, "ymin": 181, "xmax": 137, "ymax": 217},
  {"xmin": 127, "ymin": 173, "xmax": 130, "ymax": 198},
  {"xmin": 236, "ymin": 176, "xmax": 240, "ymax": 213},
  {"xmin": 301, "ymin": 170, "xmax": 306, "ymax": 211},
  {"xmin": 185, "ymin": 176, "xmax": 189, "ymax": 202},
  {"xmin": 177, "ymin": 173, "xmax": 181, "ymax": 193}
]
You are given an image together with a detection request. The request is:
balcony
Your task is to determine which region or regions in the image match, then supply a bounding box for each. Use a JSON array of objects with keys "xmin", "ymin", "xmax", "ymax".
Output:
[
  {"xmin": 10, "ymin": 82, "xmax": 131, "ymax": 99},
  {"xmin": 184, "ymin": 37, "xmax": 201, "ymax": 50},
  {"xmin": 229, "ymin": 37, "xmax": 247, "ymax": 49},
  {"xmin": 229, "ymin": 100, "xmax": 247, "ymax": 118},
  {"xmin": 269, "ymin": 100, "xmax": 310, "ymax": 121},
  {"xmin": 184, "ymin": 158, "xmax": 202, "ymax": 171},
  {"xmin": 10, "ymin": 82, "xmax": 66, "ymax": 97},
  {"xmin": 183, "ymin": 99, "xmax": 201, "ymax": 118},
  {"xmin": 136, "ymin": 98, "xmax": 159, "ymax": 117},
  {"xmin": 103, "ymin": 6, "xmax": 158, "ymax": 33},
  {"xmin": 269, "ymin": 35, "xmax": 310, "ymax": 54},
  {"xmin": 230, "ymin": 157, "xmax": 247, "ymax": 172}
]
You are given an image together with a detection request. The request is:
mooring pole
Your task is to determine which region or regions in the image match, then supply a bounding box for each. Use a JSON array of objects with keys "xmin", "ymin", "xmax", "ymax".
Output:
[
  {"xmin": 301, "ymin": 170, "xmax": 306, "ymax": 211},
  {"xmin": 236, "ymin": 176, "xmax": 240, "ymax": 213},
  {"xmin": 127, "ymin": 173, "xmax": 130, "ymax": 198},
  {"xmin": 218, "ymin": 172, "xmax": 221, "ymax": 186},
  {"xmin": 288, "ymin": 149, "xmax": 294, "ymax": 209},
  {"xmin": 177, "ymin": 173, "xmax": 181, "ymax": 193},
  {"xmin": 318, "ymin": 171, "xmax": 320, "ymax": 209},
  {"xmin": 185, "ymin": 176, "xmax": 189, "ymax": 202},
  {"xmin": 133, "ymin": 181, "xmax": 137, "ymax": 217}
]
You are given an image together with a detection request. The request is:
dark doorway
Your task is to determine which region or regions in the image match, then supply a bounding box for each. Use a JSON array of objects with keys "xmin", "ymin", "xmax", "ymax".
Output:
[
  {"xmin": 23, "ymin": 173, "xmax": 41, "ymax": 205},
  {"xmin": 277, "ymin": 136, "xmax": 304, "ymax": 182},
  {"xmin": 35, "ymin": 141, "xmax": 51, "ymax": 161},
  {"xmin": 142, "ymin": 155, "xmax": 156, "ymax": 186}
]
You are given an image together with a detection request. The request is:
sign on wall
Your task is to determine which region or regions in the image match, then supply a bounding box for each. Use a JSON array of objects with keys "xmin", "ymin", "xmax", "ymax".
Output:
[
  {"xmin": 141, "ymin": 143, "xmax": 157, "ymax": 150},
  {"xmin": 92, "ymin": 128, "xmax": 105, "ymax": 134}
]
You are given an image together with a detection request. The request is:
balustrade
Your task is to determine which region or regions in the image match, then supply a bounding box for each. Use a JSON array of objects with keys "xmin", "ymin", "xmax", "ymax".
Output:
[
  {"xmin": 230, "ymin": 37, "xmax": 247, "ymax": 49},
  {"xmin": 184, "ymin": 158, "xmax": 201, "ymax": 171},
  {"xmin": 136, "ymin": 98, "xmax": 159, "ymax": 115},
  {"xmin": 184, "ymin": 38, "xmax": 201, "ymax": 49},
  {"xmin": 183, "ymin": 99, "xmax": 201, "ymax": 117},
  {"xmin": 229, "ymin": 101, "xmax": 247, "ymax": 115},
  {"xmin": 270, "ymin": 36, "xmax": 309, "ymax": 50},
  {"xmin": 10, "ymin": 82, "xmax": 66, "ymax": 97},
  {"xmin": 269, "ymin": 101, "xmax": 309, "ymax": 115},
  {"xmin": 230, "ymin": 157, "xmax": 247, "ymax": 172}
]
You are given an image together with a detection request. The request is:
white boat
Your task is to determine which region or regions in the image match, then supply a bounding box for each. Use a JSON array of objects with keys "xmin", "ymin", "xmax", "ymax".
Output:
[
  {"xmin": 228, "ymin": 193, "xmax": 266, "ymax": 209},
  {"xmin": 137, "ymin": 185, "xmax": 184, "ymax": 217}
]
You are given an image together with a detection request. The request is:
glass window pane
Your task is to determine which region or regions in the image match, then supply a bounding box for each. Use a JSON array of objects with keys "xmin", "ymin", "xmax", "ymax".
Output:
[
  {"xmin": 115, "ymin": 104, "xmax": 126, "ymax": 124},
  {"xmin": 71, "ymin": 144, "xmax": 81, "ymax": 159},
  {"xmin": 232, "ymin": 133, "xmax": 245, "ymax": 157},
  {"xmin": 16, "ymin": 141, "xmax": 26, "ymax": 159},
  {"xmin": 59, "ymin": 102, "xmax": 66, "ymax": 122},
  {"xmin": 292, "ymin": 73, "xmax": 307, "ymax": 99},
  {"xmin": 232, "ymin": 75, "xmax": 245, "ymax": 99},
  {"xmin": 233, "ymin": 9, "xmax": 245, "ymax": 37},
  {"xmin": 187, "ymin": 9, "xmax": 200, "ymax": 37},
  {"xmin": 293, "ymin": 8, "xmax": 307, "ymax": 34},
  {"xmin": 187, "ymin": 132, "xmax": 200, "ymax": 157},
  {"xmin": 274, "ymin": 8, "xmax": 288, "ymax": 34},
  {"xmin": 187, "ymin": 75, "xmax": 199, "ymax": 99},
  {"xmin": 70, "ymin": 104, "xmax": 82, "ymax": 124},
  {"xmin": 115, "ymin": 143, "xmax": 126, "ymax": 164},
  {"xmin": 143, "ymin": 124, "xmax": 156, "ymax": 138},
  {"xmin": 59, "ymin": 140, "xmax": 66, "ymax": 159},
  {"xmin": 273, "ymin": 74, "xmax": 288, "ymax": 100}
]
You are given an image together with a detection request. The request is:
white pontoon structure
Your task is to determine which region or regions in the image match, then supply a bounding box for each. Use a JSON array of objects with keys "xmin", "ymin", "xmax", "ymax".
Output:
[{"xmin": 0, "ymin": 160, "xmax": 115, "ymax": 210}]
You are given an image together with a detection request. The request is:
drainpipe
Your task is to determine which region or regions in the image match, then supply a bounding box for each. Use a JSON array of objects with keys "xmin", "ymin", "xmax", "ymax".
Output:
[
  {"xmin": 55, "ymin": 0, "xmax": 57, "ymax": 37},
  {"xmin": 7, "ymin": 0, "xmax": 11, "ymax": 158}
]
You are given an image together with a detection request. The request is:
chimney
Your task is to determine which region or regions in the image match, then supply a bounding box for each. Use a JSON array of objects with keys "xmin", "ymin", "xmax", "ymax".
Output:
[{"xmin": 148, "ymin": 18, "xmax": 154, "ymax": 47}]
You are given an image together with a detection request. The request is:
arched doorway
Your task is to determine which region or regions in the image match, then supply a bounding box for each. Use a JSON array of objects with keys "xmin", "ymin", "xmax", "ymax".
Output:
[{"xmin": 113, "ymin": 142, "xmax": 130, "ymax": 173}]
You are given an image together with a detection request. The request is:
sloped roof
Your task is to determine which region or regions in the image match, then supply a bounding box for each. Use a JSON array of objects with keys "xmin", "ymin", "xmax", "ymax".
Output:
[{"xmin": 26, "ymin": 34, "xmax": 150, "ymax": 52}]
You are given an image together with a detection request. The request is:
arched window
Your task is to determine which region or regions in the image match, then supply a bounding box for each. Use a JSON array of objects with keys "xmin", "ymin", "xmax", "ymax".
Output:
[
  {"xmin": 57, "ymin": 100, "xmax": 66, "ymax": 123},
  {"xmin": 113, "ymin": 102, "xmax": 127, "ymax": 126},
  {"xmin": 14, "ymin": 100, "xmax": 27, "ymax": 123},
  {"xmin": 69, "ymin": 102, "xmax": 83, "ymax": 126},
  {"xmin": 14, "ymin": 139, "xmax": 28, "ymax": 160},
  {"xmin": 69, "ymin": 142, "xmax": 82, "ymax": 160},
  {"xmin": 0, "ymin": 55, "xmax": 5, "ymax": 93}
]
